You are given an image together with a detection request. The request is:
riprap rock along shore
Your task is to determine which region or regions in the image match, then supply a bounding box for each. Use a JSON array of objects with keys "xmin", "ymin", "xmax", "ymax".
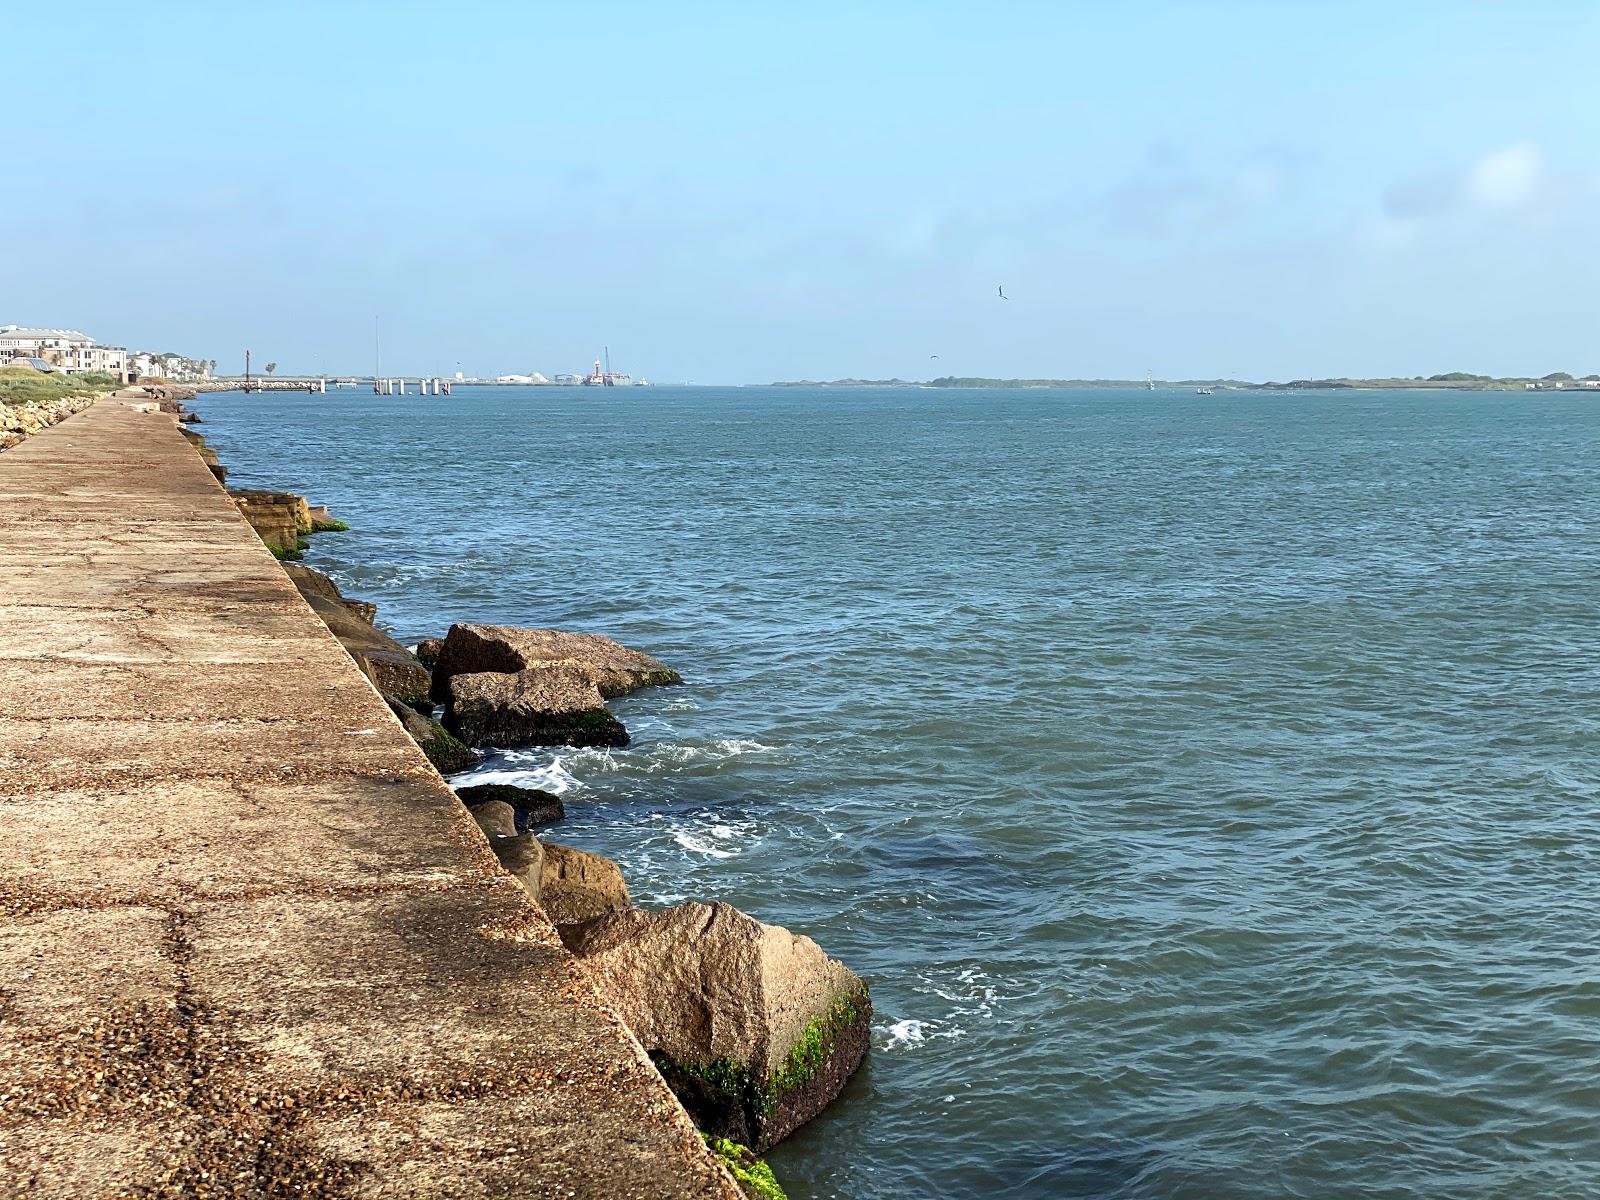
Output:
[
  {"xmin": 2, "ymin": 383, "xmax": 200, "ymax": 453},
  {"xmin": 0, "ymin": 395, "xmax": 99, "ymax": 450},
  {"xmin": 208, "ymin": 413, "xmax": 869, "ymax": 1190}
]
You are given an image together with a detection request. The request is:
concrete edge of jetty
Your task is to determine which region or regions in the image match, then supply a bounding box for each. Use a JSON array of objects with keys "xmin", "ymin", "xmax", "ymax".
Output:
[{"xmin": 0, "ymin": 393, "xmax": 742, "ymax": 1198}]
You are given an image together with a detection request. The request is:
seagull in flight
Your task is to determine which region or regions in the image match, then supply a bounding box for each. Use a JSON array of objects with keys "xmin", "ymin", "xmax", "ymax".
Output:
[
  {"xmin": 997, "ymin": 285, "xmax": 1008, "ymax": 301},
  {"xmin": 929, "ymin": 354, "xmax": 940, "ymax": 359}
]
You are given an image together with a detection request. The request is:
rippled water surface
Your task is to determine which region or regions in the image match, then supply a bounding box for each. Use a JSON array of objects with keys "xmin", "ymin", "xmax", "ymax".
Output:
[{"xmin": 197, "ymin": 385, "xmax": 1600, "ymax": 1199}]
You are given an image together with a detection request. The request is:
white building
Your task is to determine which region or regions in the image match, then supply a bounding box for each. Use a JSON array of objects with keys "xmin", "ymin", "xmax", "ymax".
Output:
[{"xmin": 0, "ymin": 326, "xmax": 127, "ymax": 377}]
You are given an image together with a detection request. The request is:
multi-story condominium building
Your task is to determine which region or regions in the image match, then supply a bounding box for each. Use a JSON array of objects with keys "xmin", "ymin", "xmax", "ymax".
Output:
[{"xmin": 0, "ymin": 326, "xmax": 128, "ymax": 377}]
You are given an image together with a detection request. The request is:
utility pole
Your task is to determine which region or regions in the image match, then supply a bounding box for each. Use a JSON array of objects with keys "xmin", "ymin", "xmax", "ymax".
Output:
[{"xmin": 244, "ymin": 349, "xmax": 252, "ymax": 394}]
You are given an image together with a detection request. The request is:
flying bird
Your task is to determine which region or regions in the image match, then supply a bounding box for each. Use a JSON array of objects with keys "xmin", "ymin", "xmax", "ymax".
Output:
[
  {"xmin": 930, "ymin": 354, "xmax": 940, "ymax": 359},
  {"xmin": 997, "ymin": 285, "xmax": 1008, "ymax": 301}
]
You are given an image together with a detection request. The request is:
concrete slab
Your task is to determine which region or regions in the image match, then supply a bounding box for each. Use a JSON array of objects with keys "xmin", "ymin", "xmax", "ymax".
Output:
[
  {"xmin": 0, "ymin": 555, "xmax": 305, "ymax": 608},
  {"xmin": 308, "ymin": 1090, "xmax": 739, "ymax": 1200},
  {"xmin": 0, "ymin": 399, "xmax": 739, "ymax": 1198},
  {"xmin": 0, "ymin": 775, "xmax": 488, "ymax": 910},
  {"xmin": 0, "ymin": 660, "xmax": 384, "ymax": 722},
  {"xmin": 0, "ymin": 604, "xmax": 339, "ymax": 665},
  {"xmin": 0, "ymin": 713, "xmax": 434, "ymax": 784},
  {"xmin": 0, "ymin": 906, "xmax": 181, "ymax": 1116}
]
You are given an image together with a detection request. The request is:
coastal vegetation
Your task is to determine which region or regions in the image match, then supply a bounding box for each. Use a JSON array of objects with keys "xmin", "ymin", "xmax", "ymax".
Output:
[{"xmin": 0, "ymin": 366, "xmax": 119, "ymax": 406}]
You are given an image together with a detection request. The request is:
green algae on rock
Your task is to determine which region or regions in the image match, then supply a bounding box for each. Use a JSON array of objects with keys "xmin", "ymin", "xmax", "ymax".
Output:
[
  {"xmin": 562, "ymin": 901, "xmax": 872, "ymax": 1150},
  {"xmin": 390, "ymin": 701, "xmax": 479, "ymax": 774},
  {"xmin": 441, "ymin": 667, "xmax": 630, "ymax": 749},
  {"xmin": 704, "ymin": 1136, "xmax": 788, "ymax": 1200}
]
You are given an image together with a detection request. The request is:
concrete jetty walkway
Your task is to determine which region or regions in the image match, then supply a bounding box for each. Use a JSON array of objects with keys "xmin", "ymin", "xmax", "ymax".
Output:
[{"xmin": 0, "ymin": 398, "xmax": 739, "ymax": 1198}]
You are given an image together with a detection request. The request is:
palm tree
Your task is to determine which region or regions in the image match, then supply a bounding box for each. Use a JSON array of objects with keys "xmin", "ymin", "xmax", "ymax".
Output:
[{"xmin": 264, "ymin": 362, "xmax": 277, "ymax": 375}]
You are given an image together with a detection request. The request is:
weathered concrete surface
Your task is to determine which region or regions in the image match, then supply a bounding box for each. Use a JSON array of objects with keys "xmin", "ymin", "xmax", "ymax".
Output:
[{"xmin": 0, "ymin": 398, "xmax": 740, "ymax": 1199}]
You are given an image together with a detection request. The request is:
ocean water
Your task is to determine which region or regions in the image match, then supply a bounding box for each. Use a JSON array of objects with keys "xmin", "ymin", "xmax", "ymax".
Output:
[{"xmin": 196, "ymin": 385, "xmax": 1600, "ymax": 1199}]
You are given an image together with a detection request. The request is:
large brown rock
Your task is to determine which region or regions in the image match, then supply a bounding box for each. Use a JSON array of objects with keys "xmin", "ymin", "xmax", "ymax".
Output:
[
  {"xmin": 539, "ymin": 842, "xmax": 631, "ymax": 926},
  {"xmin": 282, "ymin": 562, "xmax": 377, "ymax": 625},
  {"xmin": 389, "ymin": 700, "xmax": 478, "ymax": 774},
  {"xmin": 563, "ymin": 901, "xmax": 871, "ymax": 1151},
  {"xmin": 355, "ymin": 649, "xmax": 432, "ymax": 710},
  {"xmin": 231, "ymin": 488, "xmax": 312, "ymax": 553},
  {"xmin": 484, "ymin": 830, "xmax": 544, "ymax": 897},
  {"xmin": 467, "ymin": 800, "xmax": 519, "ymax": 839},
  {"xmin": 414, "ymin": 637, "xmax": 445, "ymax": 669},
  {"xmin": 442, "ymin": 667, "xmax": 628, "ymax": 749},
  {"xmin": 433, "ymin": 624, "xmax": 681, "ymax": 699},
  {"xmin": 455, "ymin": 783, "xmax": 564, "ymax": 829},
  {"xmin": 478, "ymin": 834, "xmax": 629, "ymax": 927}
]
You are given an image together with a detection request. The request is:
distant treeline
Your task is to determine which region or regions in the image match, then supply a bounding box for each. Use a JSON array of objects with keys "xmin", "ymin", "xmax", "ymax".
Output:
[
  {"xmin": 770, "ymin": 371, "xmax": 1600, "ymax": 391},
  {"xmin": 769, "ymin": 376, "xmax": 1243, "ymax": 388},
  {"xmin": 769, "ymin": 378, "xmax": 917, "ymax": 387},
  {"xmin": 924, "ymin": 376, "xmax": 1243, "ymax": 389},
  {"xmin": 1260, "ymin": 372, "xmax": 1600, "ymax": 391}
]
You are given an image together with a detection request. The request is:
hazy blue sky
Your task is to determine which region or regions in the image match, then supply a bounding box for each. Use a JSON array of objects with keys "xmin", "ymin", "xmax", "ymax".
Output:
[{"xmin": 7, "ymin": 1, "xmax": 1599, "ymax": 382}]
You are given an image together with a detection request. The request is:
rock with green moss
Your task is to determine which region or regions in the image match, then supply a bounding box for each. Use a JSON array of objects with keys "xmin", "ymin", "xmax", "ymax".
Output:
[
  {"xmin": 306, "ymin": 504, "xmax": 349, "ymax": 533},
  {"xmin": 389, "ymin": 700, "xmax": 479, "ymax": 774},
  {"xmin": 704, "ymin": 1136, "xmax": 787, "ymax": 1200},
  {"xmin": 441, "ymin": 666, "xmax": 629, "ymax": 749},
  {"xmin": 562, "ymin": 900, "xmax": 871, "ymax": 1150}
]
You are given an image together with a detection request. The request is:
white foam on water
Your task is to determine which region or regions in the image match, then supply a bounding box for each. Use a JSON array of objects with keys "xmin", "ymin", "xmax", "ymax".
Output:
[
  {"xmin": 905, "ymin": 963, "xmax": 1042, "ymax": 1041},
  {"xmin": 642, "ymin": 738, "xmax": 777, "ymax": 767},
  {"xmin": 878, "ymin": 1015, "xmax": 966, "ymax": 1050},
  {"xmin": 884, "ymin": 1019, "xmax": 927, "ymax": 1048},
  {"xmin": 450, "ymin": 752, "xmax": 582, "ymax": 795},
  {"xmin": 648, "ymin": 810, "xmax": 763, "ymax": 862},
  {"xmin": 559, "ymin": 747, "xmax": 624, "ymax": 775},
  {"xmin": 669, "ymin": 828, "xmax": 739, "ymax": 858}
]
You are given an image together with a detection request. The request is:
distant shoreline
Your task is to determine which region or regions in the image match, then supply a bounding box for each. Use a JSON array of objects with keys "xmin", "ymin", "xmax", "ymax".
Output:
[{"xmin": 770, "ymin": 373, "xmax": 1600, "ymax": 392}]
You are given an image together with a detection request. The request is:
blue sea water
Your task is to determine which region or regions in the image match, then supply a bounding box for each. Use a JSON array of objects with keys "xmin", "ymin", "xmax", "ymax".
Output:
[{"xmin": 197, "ymin": 385, "xmax": 1600, "ymax": 1199}]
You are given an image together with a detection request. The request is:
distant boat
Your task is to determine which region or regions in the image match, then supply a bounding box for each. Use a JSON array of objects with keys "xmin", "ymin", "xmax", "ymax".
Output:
[
  {"xmin": 1146, "ymin": 370, "xmax": 1155, "ymax": 390},
  {"xmin": 1195, "ymin": 386, "xmax": 1213, "ymax": 395}
]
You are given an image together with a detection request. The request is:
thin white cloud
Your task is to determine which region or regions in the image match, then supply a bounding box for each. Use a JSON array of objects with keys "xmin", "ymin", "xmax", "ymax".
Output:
[
  {"xmin": 1363, "ymin": 140, "xmax": 1584, "ymax": 255},
  {"xmin": 1098, "ymin": 145, "xmax": 1308, "ymax": 235},
  {"xmin": 1466, "ymin": 141, "xmax": 1544, "ymax": 209}
]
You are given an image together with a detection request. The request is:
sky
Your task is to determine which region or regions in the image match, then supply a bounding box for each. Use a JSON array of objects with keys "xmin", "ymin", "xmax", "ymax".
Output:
[{"xmin": 5, "ymin": 1, "xmax": 1599, "ymax": 383}]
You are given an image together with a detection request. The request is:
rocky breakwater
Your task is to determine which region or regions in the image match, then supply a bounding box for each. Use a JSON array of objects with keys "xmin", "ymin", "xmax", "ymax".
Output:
[
  {"xmin": 309, "ymin": 608, "xmax": 867, "ymax": 1190},
  {"xmin": 430, "ymin": 623, "xmax": 683, "ymax": 749},
  {"xmin": 0, "ymin": 394, "xmax": 99, "ymax": 451},
  {"xmin": 279, "ymin": 562, "xmax": 477, "ymax": 774},
  {"xmin": 424, "ymin": 625, "xmax": 870, "ymax": 1172},
  {"xmin": 231, "ymin": 487, "xmax": 350, "ymax": 560}
]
